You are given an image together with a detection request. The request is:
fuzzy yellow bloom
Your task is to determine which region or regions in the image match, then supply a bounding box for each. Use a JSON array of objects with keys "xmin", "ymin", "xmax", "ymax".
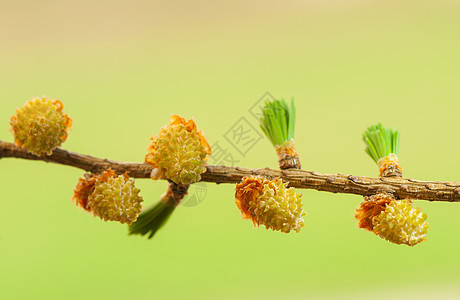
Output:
[
  {"xmin": 235, "ymin": 176, "xmax": 306, "ymax": 233},
  {"xmin": 373, "ymin": 199, "xmax": 428, "ymax": 246},
  {"xmin": 355, "ymin": 194, "xmax": 428, "ymax": 246},
  {"xmin": 73, "ymin": 169, "xmax": 143, "ymax": 225},
  {"xmin": 145, "ymin": 115, "xmax": 211, "ymax": 185},
  {"xmin": 10, "ymin": 97, "xmax": 72, "ymax": 156}
]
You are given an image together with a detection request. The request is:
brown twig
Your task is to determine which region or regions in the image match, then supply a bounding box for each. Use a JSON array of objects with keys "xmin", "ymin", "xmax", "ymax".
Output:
[{"xmin": 1, "ymin": 139, "xmax": 460, "ymax": 202}]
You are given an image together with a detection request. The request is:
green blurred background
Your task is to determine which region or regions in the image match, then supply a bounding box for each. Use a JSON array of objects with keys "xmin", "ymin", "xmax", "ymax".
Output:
[{"xmin": 1, "ymin": 0, "xmax": 460, "ymax": 299}]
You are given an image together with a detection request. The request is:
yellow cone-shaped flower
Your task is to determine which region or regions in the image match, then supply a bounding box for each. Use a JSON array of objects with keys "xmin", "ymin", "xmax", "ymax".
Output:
[
  {"xmin": 235, "ymin": 176, "xmax": 306, "ymax": 233},
  {"xmin": 145, "ymin": 115, "xmax": 211, "ymax": 185},
  {"xmin": 356, "ymin": 194, "xmax": 428, "ymax": 246},
  {"xmin": 10, "ymin": 96, "xmax": 72, "ymax": 156},
  {"xmin": 372, "ymin": 199, "xmax": 428, "ymax": 246},
  {"xmin": 73, "ymin": 169, "xmax": 143, "ymax": 225}
]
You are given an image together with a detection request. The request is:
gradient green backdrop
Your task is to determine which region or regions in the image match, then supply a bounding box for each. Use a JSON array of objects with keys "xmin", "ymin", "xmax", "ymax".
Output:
[{"xmin": 2, "ymin": 1, "xmax": 460, "ymax": 299}]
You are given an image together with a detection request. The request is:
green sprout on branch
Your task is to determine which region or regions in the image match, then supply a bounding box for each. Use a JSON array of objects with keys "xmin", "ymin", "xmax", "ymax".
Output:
[
  {"xmin": 258, "ymin": 98, "xmax": 296, "ymax": 147},
  {"xmin": 129, "ymin": 201, "xmax": 175, "ymax": 239},
  {"xmin": 363, "ymin": 123, "xmax": 400, "ymax": 164}
]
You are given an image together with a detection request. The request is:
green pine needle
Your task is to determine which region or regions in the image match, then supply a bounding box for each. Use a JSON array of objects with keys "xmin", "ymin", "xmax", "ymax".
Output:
[
  {"xmin": 129, "ymin": 201, "xmax": 176, "ymax": 239},
  {"xmin": 258, "ymin": 98, "xmax": 296, "ymax": 147},
  {"xmin": 363, "ymin": 123, "xmax": 400, "ymax": 164}
]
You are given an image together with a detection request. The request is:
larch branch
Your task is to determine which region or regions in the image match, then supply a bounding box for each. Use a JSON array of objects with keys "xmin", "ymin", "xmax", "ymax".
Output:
[{"xmin": 1, "ymin": 139, "xmax": 460, "ymax": 203}]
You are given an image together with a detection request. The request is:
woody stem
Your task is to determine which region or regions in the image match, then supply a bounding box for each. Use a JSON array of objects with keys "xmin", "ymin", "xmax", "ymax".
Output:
[{"xmin": 1, "ymin": 139, "xmax": 460, "ymax": 202}]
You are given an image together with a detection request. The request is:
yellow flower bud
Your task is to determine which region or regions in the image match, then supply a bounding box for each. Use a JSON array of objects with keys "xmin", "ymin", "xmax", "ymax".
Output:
[
  {"xmin": 145, "ymin": 115, "xmax": 211, "ymax": 185},
  {"xmin": 10, "ymin": 96, "xmax": 72, "ymax": 156},
  {"xmin": 373, "ymin": 199, "xmax": 428, "ymax": 246},
  {"xmin": 235, "ymin": 176, "xmax": 306, "ymax": 233},
  {"xmin": 73, "ymin": 169, "xmax": 143, "ymax": 225},
  {"xmin": 356, "ymin": 194, "xmax": 428, "ymax": 246}
]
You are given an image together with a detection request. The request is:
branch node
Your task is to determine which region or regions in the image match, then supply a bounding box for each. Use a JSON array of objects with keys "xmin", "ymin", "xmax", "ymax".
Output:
[
  {"xmin": 348, "ymin": 175, "xmax": 358, "ymax": 182},
  {"xmin": 327, "ymin": 176, "xmax": 337, "ymax": 184}
]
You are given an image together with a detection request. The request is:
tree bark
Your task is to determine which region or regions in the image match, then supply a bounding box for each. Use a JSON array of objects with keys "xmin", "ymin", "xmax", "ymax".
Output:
[{"xmin": 1, "ymin": 140, "xmax": 459, "ymax": 203}]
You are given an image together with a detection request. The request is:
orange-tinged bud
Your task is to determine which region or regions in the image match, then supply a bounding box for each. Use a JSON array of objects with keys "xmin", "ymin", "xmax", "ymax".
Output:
[
  {"xmin": 73, "ymin": 169, "xmax": 143, "ymax": 225},
  {"xmin": 275, "ymin": 139, "xmax": 301, "ymax": 169},
  {"xmin": 356, "ymin": 194, "xmax": 428, "ymax": 246},
  {"xmin": 355, "ymin": 193, "xmax": 393, "ymax": 232},
  {"xmin": 377, "ymin": 153, "xmax": 402, "ymax": 177},
  {"xmin": 235, "ymin": 176, "xmax": 306, "ymax": 233},
  {"xmin": 145, "ymin": 115, "xmax": 211, "ymax": 185},
  {"xmin": 9, "ymin": 96, "xmax": 72, "ymax": 156},
  {"xmin": 373, "ymin": 199, "xmax": 428, "ymax": 246}
]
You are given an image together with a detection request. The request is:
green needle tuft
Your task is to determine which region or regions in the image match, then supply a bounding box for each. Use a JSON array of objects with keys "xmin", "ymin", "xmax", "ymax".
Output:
[
  {"xmin": 363, "ymin": 123, "xmax": 400, "ymax": 164},
  {"xmin": 129, "ymin": 201, "xmax": 175, "ymax": 239},
  {"xmin": 259, "ymin": 98, "xmax": 296, "ymax": 147}
]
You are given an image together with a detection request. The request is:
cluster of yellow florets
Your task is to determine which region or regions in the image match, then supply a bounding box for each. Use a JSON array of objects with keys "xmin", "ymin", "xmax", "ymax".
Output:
[
  {"xmin": 73, "ymin": 169, "xmax": 143, "ymax": 225},
  {"xmin": 235, "ymin": 176, "xmax": 306, "ymax": 233},
  {"xmin": 9, "ymin": 97, "xmax": 72, "ymax": 156},
  {"xmin": 145, "ymin": 115, "xmax": 211, "ymax": 185},
  {"xmin": 355, "ymin": 194, "xmax": 428, "ymax": 246},
  {"xmin": 373, "ymin": 199, "xmax": 428, "ymax": 246}
]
